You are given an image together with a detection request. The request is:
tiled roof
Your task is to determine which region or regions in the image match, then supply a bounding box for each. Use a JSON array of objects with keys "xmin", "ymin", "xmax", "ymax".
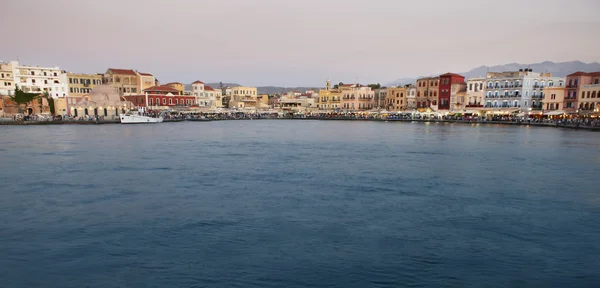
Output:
[
  {"xmin": 166, "ymin": 82, "xmax": 183, "ymax": 85},
  {"xmin": 143, "ymin": 85, "xmax": 179, "ymax": 93},
  {"xmin": 192, "ymin": 80, "xmax": 205, "ymax": 84},
  {"xmin": 108, "ymin": 68, "xmax": 136, "ymax": 76},
  {"xmin": 440, "ymin": 73, "xmax": 464, "ymax": 77},
  {"xmin": 568, "ymin": 71, "xmax": 600, "ymax": 77},
  {"xmin": 139, "ymin": 72, "xmax": 153, "ymax": 76},
  {"xmin": 204, "ymin": 86, "xmax": 215, "ymax": 91}
]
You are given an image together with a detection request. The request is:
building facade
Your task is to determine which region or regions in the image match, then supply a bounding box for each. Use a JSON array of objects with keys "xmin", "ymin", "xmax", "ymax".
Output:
[
  {"xmin": 466, "ymin": 77, "xmax": 485, "ymax": 109},
  {"xmin": 373, "ymin": 88, "xmax": 388, "ymax": 110},
  {"xmin": 103, "ymin": 68, "xmax": 139, "ymax": 95},
  {"xmin": 341, "ymin": 85, "xmax": 375, "ymax": 111},
  {"xmin": 7, "ymin": 61, "xmax": 68, "ymax": 98},
  {"xmin": 165, "ymin": 82, "xmax": 185, "ymax": 95},
  {"xmin": 565, "ymin": 72, "xmax": 600, "ymax": 113},
  {"xmin": 484, "ymin": 69, "xmax": 565, "ymax": 112},
  {"xmin": 543, "ymin": 87, "xmax": 566, "ymax": 111},
  {"xmin": 69, "ymin": 85, "xmax": 133, "ymax": 119},
  {"xmin": 386, "ymin": 87, "xmax": 406, "ymax": 111},
  {"xmin": 141, "ymin": 85, "xmax": 196, "ymax": 108},
  {"xmin": 416, "ymin": 77, "xmax": 439, "ymax": 109},
  {"xmin": 229, "ymin": 86, "xmax": 259, "ymax": 109},
  {"xmin": 1, "ymin": 61, "xmax": 15, "ymax": 95},
  {"xmin": 450, "ymin": 82, "xmax": 467, "ymax": 111},
  {"xmin": 318, "ymin": 80, "xmax": 341, "ymax": 110},
  {"xmin": 67, "ymin": 72, "xmax": 103, "ymax": 97},
  {"xmin": 406, "ymin": 85, "xmax": 417, "ymax": 110},
  {"xmin": 438, "ymin": 73, "xmax": 465, "ymax": 111}
]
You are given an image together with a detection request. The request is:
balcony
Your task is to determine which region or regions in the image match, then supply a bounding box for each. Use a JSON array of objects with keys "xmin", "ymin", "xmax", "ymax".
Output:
[
  {"xmin": 466, "ymin": 103, "xmax": 483, "ymax": 108},
  {"xmin": 566, "ymin": 84, "xmax": 577, "ymax": 89}
]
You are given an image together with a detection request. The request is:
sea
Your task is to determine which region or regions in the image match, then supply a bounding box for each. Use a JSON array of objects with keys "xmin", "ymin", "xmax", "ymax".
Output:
[{"xmin": 1, "ymin": 120, "xmax": 599, "ymax": 288}]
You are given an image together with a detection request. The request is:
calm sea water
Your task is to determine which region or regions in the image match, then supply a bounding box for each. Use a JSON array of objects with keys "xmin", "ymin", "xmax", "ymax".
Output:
[{"xmin": 1, "ymin": 121, "xmax": 599, "ymax": 287}]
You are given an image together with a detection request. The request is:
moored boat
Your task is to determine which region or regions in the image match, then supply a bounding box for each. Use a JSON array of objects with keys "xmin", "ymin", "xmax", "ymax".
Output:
[{"xmin": 120, "ymin": 109, "xmax": 166, "ymax": 124}]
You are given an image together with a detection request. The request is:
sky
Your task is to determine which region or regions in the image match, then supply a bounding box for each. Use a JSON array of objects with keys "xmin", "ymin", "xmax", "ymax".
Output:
[{"xmin": 2, "ymin": 0, "xmax": 599, "ymax": 86}]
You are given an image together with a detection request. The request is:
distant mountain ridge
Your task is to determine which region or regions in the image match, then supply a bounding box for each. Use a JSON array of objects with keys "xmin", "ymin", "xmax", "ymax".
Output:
[
  {"xmin": 184, "ymin": 83, "xmax": 320, "ymax": 95},
  {"xmin": 386, "ymin": 61, "xmax": 600, "ymax": 86}
]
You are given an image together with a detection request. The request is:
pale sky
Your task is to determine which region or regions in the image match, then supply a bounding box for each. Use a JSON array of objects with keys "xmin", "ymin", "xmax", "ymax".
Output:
[{"xmin": 2, "ymin": 0, "xmax": 599, "ymax": 86}]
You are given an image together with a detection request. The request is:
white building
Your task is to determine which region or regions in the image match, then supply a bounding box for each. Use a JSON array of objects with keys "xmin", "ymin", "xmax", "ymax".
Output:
[
  {"xmin": 484, "ymin": 69, "xmax": 565, "ymax": 111},
  {"xmin": 7, "ymin": 61, "xmax": 69, "ymax": 98},
  {"xmin": 466, "ymin": 77, "xmax": 485, "ymax": 108}
]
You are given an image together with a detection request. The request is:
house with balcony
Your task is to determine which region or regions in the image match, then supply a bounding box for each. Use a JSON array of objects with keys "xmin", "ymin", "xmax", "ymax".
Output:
[
  {"xmin": 6, "ymin": 61, "xmax": 68, "ymax": 98},
  {"xmin": 484, "ymin": 69, "xmax": 564, "ymax": 113},
  {"xmin": 466, "ymin": 77, "xmax": 485, "ymax": 109},
  {"xmin": 341, "ymin": 84, "xmax": 375, "ymax": 111},
  {"xmin": 318, "ymin": 80, "xmax": 341, "ymax": 110},
  {"xmin": 565, "ymin": 72, "xmax": 600, "ymax": 114},
  {"xmin": 0, "ymin": 61, "xmax": 15, "ymax": 96},
  {"xmin": 67, "ymin": 72, "xmax": 103, "ymax": 97}
]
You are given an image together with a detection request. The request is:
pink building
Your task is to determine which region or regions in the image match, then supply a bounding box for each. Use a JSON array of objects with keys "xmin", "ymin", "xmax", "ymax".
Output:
[
  {"xmin": 341, "ymin": 84, "xmax": 375, "ymax": 111},
  {"xmin": 565, "ymin": 72, "xmax": 600, "ymax": 112}
]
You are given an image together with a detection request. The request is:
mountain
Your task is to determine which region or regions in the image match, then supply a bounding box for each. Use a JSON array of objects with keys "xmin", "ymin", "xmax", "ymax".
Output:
[
  {"xmin": 183, "ymin": 83, "xmax": 319, "ymax": 95},
  {"xmin": 386, "ymin": 61, "xmax": 600, "ymax": 86}
]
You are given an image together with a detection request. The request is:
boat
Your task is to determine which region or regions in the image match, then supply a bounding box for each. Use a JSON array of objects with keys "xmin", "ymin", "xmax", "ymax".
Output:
[
  {"xmin": 186, "ymin": 116, "xmax": 213, "ymax": 122},
  {"xmin": 120, "ymin": 109, "xmax": 166, "ymax": 124}
]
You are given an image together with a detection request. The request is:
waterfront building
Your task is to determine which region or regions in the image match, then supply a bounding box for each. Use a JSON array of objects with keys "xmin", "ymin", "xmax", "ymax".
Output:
[
  {"xmin": 565, "ymin": 72, "xmax": 600, "ymax": 114},
  {"xmin": 69, "ymin": 85, "xmax": 133, "ymax": 119},
  {"xmin": 416, "ymin": 77, "xmax": 439, "ymax": 110},
  {"xmin": 279, "ymin": 93, "xmax": 316, "ymax": 111},
  {"xmin": 449, "ymin": 82, "xmax": 467, "ymax": 111},
  {"xmin": 0, "ymin": 61, "xmax": 15, "ymax": 95},
  {"xmin": 466, "ymin": 77, "xmax": 485, "ymax": 110},
  {"xmin": 386, "ymin": 87, "xmax": 406, "ymax": 111},
  {"xmin": 4, "ymin": 61, "xmax": 68, "ymax": 98},
  {"xmin": 406, "ymin": 85, "xmax": 417, "ymax": 110},
  {"xmin": 102, "ymin": 68, "xmax": 155, "ymax": 96},
  {"xmin": 438, "ymin": 73, "xmax": 465, "ymax": 111},
  {"xmin": 373, "ymin": 88, "xmax": 388, "ymax": 110},
  {"xmin": 341, "ymin": 84, "xmax": 375, "ymax": 111},
  {"xmin": 484, "ymin": 69, "xmax": 564, "ymax": 114},
  {"xmin": 229, "ymin": 86, "xmax": 259, "ymax": 109},
  {"xmin": 67, "ymin": 72, "xmax": 103, "ymax": 97},
  {"xmin": 138, "ymin": 72, "xmax": 156, "ymax": 91},
  {"xmin": 138, "ymin": 85, "xmax": 196, "ymax": 108},
  {"xmin": 543, "ymin": 87, "xmax": 566, "ymax": 113},
  {"xmin": 191, "ymin": 81, "xmax": 216, "ymax": 108},
  {"xmin": 318, "ymin": 80, "xmax": 341, "ymax": 110},
  {"xmin": 165, "ymin": 82, "xmax": 185, "ymax": 95},
  {"xmin": 103, "ymin": 68, "xmax": 139, "ymax": 95}
]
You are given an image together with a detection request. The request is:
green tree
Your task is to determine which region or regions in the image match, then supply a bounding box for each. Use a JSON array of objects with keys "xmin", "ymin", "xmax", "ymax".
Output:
[
  {"xmin": 9, "ymin": 85, "xmax": 40, "ymax": 114},
  {"xmin": 368, "ymin": 83, "xmax": 381, "ymax": 90}
]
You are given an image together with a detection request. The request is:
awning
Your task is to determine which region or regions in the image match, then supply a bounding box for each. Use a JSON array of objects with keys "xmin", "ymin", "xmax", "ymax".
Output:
[{"xmin": 546, "ymin": 110, "xmax": 565, "ymax": 116}]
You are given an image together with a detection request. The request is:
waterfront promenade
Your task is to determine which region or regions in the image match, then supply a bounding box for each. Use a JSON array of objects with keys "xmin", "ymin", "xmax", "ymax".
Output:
[{"xmin": 1, "ymin": 115, "xmax": 599, "ymax": 131}]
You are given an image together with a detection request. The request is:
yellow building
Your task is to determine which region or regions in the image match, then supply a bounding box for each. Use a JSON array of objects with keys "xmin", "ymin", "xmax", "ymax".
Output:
[
  {"xmin": 67, "ymin": 72, "xmax": 103, "ymax": 97},
  {"xmin": 229, "ymin": 86, "xmax": 258, "ymax": 108},
  {"xmin": 138, "ymin": 72, "xmax": 156, "ymax": 91},
  {"xmin": 103, "ymin": 68, "xmax": 139, "ymax": 95},
  {"xmin": 318, "ymin": 80, "xmax": 341, "ymax": 110},
  {"xmin": 1, "ymin": 61, "xmax": 15, "ymax": 95},
  {"xmin": 165, "ymin": 82, "xmax": 184, "ymax": 95},
  {"xmin": 53, "ymin": 98, "xmax": 68, "ymax": 116},
  {"xmin": 386, "ymin": 87, "xmax": 407, "ymax": 111}
]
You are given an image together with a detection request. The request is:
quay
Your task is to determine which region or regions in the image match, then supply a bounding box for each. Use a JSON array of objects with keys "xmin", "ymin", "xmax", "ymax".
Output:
[{"xmin": 1, "ymin": 117, "xmax": 598, "ymax": 131}]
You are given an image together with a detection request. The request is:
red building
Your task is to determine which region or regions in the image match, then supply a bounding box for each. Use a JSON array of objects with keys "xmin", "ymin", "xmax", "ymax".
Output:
[
  {"xmin": 438, "ymin": 73, "xmax": 465, "ymax": 110},
  {"xmin": 123, "ymin": 85, "xmax": 197, "ymax": 108}
]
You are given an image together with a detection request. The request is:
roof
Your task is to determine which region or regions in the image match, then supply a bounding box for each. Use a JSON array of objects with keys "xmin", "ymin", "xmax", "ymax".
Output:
[
  {"xmin": 440, "ymin": 73, "xmax": 465, "ymax": 78},
  {"xmin": 143, "ymin": 85, "xmax": 179, "ymax": 93},
  {"xmin": 568, "ymin": 71, "xmax": 600, "ymax": 77},
  {"xmin": 138, "ymin": 72, "xmax": 153, "ymax": 76},
  {"xmin": 165, "ymin": 82, "xmax": 183, "ymax": 85},
  {"xmin": 192, "ymin": 80, "xmax": 205, "ymax": 84},
  {"xmin": 204, "ymin": 86, "xmax": 215, "ymax": 91},
  {"xmin": 107, "ymin": 68, "xmax": 136, "ymax": 76}
]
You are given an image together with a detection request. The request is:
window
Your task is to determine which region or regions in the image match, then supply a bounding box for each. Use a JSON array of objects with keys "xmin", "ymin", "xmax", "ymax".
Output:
[
  {"xmin": 162, "ymin": 98, "xmax": 166, "ymax": 104},
  {"xmin": 70, "ymin": 87, "xmax": 73, "ymax": 93},
  {"xmin": 69, "ymin": 78, "xmax": 73, "ymax": 84},
  {"xmin": 104, "ymin": 108, "xmax": 108, "ymax": 116},
  {"xmin": 149, "ymin": 98, "xmax": 153, "ymax": 105},
  {"xmin": 31, "ymin": 71, "xmax": 35, "ymax": 75},
  {"xmin": 53, "ymin": 72, "xmax": 57, "ymax": 76}
]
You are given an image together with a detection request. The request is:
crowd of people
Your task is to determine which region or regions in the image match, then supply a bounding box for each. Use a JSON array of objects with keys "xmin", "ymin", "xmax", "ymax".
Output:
[{"xmin": 5, "ymin": 110, "xmax": 600, "ymax": 128}]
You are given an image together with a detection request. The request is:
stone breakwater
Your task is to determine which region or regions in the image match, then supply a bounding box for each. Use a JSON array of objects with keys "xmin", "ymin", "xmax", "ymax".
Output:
[{"xmin": 1, "ymin": 117, "xmax": 598, "ymax": 131}]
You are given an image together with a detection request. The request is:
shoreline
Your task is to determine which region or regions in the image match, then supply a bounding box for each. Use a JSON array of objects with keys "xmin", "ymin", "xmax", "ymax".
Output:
[{"xmin": 0, "ymin": 117, "xmax": 598, "ymax": 131}]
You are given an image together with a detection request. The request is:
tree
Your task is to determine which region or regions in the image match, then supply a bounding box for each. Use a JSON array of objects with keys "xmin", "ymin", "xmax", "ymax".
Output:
[
  {"xmin": 368, "ymin": 83, "xmax": 381, "ymax": 90},
  {"xmin": 9, "ymin": 85, "xmax": 40, "ymax": 114},
  {"xmin": 333, "ymin": 82, "xmax": 344, "ymax": 89}
]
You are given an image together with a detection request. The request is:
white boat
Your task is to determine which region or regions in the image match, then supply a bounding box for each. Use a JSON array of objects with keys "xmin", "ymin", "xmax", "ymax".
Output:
[{"xmin": 120, "ymin": 109, "xmax": 166, "ymax": 124}]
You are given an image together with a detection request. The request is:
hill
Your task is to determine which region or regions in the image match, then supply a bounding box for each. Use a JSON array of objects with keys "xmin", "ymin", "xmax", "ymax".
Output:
[{"xmin": 386, "ymin": 61, "xmax": 600, "ymax": 86}]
